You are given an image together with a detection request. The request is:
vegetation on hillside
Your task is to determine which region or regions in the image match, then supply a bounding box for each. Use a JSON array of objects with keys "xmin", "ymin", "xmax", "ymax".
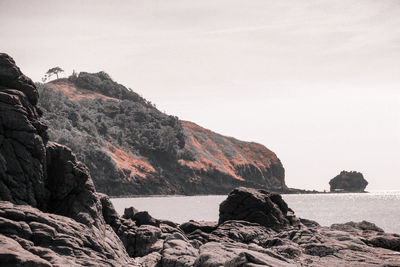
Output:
[
  {"xmin": 36, "ymin": 71, "xmax": 286, "ymax": 195},
  {"xmin": 37, "ymin": 73, "xmax": 186, "ymax": 183}
]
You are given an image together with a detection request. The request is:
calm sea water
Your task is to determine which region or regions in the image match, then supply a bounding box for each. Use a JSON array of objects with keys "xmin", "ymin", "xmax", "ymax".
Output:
[{"xmin": 111, "ymin": 191, "xmax": 400, "ymax": 233}]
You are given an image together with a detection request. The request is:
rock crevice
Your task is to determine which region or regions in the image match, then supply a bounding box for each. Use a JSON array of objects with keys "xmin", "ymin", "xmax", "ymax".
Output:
[{"xmin": 0, "ymin": 53, "xmax": 399, "ymax": 266}]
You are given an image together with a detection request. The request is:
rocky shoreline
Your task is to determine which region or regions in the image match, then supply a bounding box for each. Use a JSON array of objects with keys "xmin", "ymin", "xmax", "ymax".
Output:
[{"xmin": 1, "ymin": 53, "xmax": 399, "ymax": 266}]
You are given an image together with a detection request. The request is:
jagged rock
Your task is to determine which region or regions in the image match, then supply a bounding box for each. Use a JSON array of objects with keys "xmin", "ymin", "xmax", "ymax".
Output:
[
  {"xmin": 331, "ymin": 221, "xmax": 384, "ymax": 233},
  {"xmin": 300, "ymin": 218, "xmax": 320, "ymax": 228},
  {"xmin": 0, "ymin": 234, "xmax": 52, "ymax": 267},
  {"xmin": 180, "ymin": 220, "xmax": 217, "ymax": 234},
  {"xmin": 135, "ymin": 251, "xmax": 162, "ymax": 267},
  {"xmin": 212, "ymin": 220, "xmax": 273, "ymax": 244},
  {"xmin": 0, "ymin": 53, "xmax": 139, "ymax": 266},
  {"xmin": 123, "ymin": 206, "xmax": 139, "ymax": 220},
  {"xmin": 219, "ymin": 187, "xmax": 298, "ymax": 230},
  {"xmin": 0, "ymin": 53, "xmax": 39, "ymax": 105},
  {"xmin": 133, "ymin": 211, "xmax": 160, "ymax": 227},
  {"xmin": 0, "ymin": 53, "xmax": 48, "ymax": 209},
  {"xmin": 97, "ymin": 193, "xmax": 121, "ymax": 231},
  {"xmin": 0, "ymin": 201, "xmax": 136, "ymax": 266},
  {"xmin": 116, "ymin": 219, "xmax": 138, "ymax": 257},
  {"xmin": 134, "ymin": 225, "xmax": 162, "ymax": 257},
  {"xmin": 194, "ymin": 242, "xmax": 294, "ymax": 267},
  {"xmin": 365, "ymin": 235, "xmax": 400, "ymax": 252},
  {"xmin": 161, "ymin": 233, "xmax": 198, "ymax": 267},
  {"xmin": 329, "ymin": 171, "xmax": 368, "ymax": 192},
  {"xmin": 46, "ymin": 142, "xmax": 106, "ymax": 228},
  {"xmin": 1, "ymin": 53, "xmax": 400, "ymax": 267}
]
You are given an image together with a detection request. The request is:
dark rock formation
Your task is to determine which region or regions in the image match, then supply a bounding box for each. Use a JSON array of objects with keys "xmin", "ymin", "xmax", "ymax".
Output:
[
  {"xmin": 0, "ymin": 53, "xmax": 136, "ymax": 266},
  {"xmin": 0, "ymin": 201, "xmax": 134, "ymax": 266},
  {"xmin": 0, "ymin": 53, "xmax": 48, "ymax": 209},
  {"xmin": 180, "ymin": 220, "xmax": 218, "ymax": 234},
  {"xmin": 329, "ymin": 171, "xmax": 368, "ymax": 192},
  {"xmin": 1, "ymin": 53, "xmax": 399, "ymax": 266},
  {"xmin": 219, "ymin": 187, "xmax": 299, "ymax": 230}
]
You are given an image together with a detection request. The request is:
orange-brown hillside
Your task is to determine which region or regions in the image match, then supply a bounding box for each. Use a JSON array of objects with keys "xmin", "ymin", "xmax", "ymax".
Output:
[
  {"xmin": 38, "ymin": 73, "xmax": 287, "ymax": 195},
  {"xmin": 47, "ymin": 79, "xmax": 120, "ymax": 101},
  {"xmin": 180, "ymin": 121, "xmax": 286, "ymax": 190}
]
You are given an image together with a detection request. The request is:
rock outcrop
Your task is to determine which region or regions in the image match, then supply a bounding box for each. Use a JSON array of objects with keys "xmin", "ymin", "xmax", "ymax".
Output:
[
  {"xmin": 0, "ymin": 53, "xmax": 48, "ymax": 209},
  {"xmin": 1, "ymin": 53, "xmax": 399, "ymax": 266},
  {"xmin": 219, "ymin": 187, "xmax": 298, "ymax": 230},
  {"xmin": 329, "ymin": 171, "xmax": 368, "ymax": 192},
  {"xmin": 0, "ymin": 53, "xmax": 136, "ymax": 266},
  {"xmin": 38, "ymin": 74, "xmax": 288, "ymax": 196},
  {"xmin": 0, "ymin": 201, "xmax": 134, "ymax": 266}
]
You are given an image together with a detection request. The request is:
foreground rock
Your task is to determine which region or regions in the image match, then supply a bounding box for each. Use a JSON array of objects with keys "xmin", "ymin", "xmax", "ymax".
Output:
[
  {"xmin": 123, "ymin": 188, "xmax": 400, "ymax": 266},
  {"xmin": 0, "ymin": 201, "xmax": 135, "ymax": 266},
  {"xmin": 329, "ymin": 170, "xmax": 368, "ymax": 192},
  {"xmin": 0, "ymin": 53, "xmax": 136, "ymax": 266},
  {"xmin": 219, "ymin": 187, "xmax": 299, "ymax": 230},
  {"xmin": 1, "ymin": 53, "xmax": 399, "ymax": 266}
]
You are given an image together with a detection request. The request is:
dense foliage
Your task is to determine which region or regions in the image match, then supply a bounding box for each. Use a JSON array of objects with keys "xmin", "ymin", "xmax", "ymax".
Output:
[
  {"xmin": 70, "ymin": 71, "xmax": 154, "ymax": 107},
  {"xmin": 36, "ymin": 71, "xmax": 286, "ymax": 196},
  {"xmin": 37, "ymin": 72, "xmax": 185, "ymax": 171}
]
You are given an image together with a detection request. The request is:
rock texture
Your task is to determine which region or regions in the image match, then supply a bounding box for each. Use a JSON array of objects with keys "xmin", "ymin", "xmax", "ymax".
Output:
[
  {"xmin": 219, "ymin": 187, "xmax": 298, "ymax": 230},
  {"xmin": 117, "ymin": 188, "xmax": 400, "ymax": 266},
  {"xmin": 329, "ymin": 171, "xmax": 368, "ymax": 192},
  {"xmin": 0, "ymin": 53, "xmax": 48, "ymax": 209},
  {"xmin": 0, "ymin": 53, "xmax": 136, "ymax": 266},
  {"xmin": 1, "ymin": 53, "xmax": 399, "ymax": 266},
  {"xmin": 0, "ymin": 201, "xmax": 134, "ymax": 266}
]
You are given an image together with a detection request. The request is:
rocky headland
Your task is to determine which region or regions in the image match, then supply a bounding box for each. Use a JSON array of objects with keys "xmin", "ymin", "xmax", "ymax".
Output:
[
  {"xmin": 329, "ymin": 171, "xmax": 369, "ymax": 192},
  {"xmin": 38, "ymin": 71, "xmax": 289, "ymax": 196},
  {"xmin": 1, "ymin": 53, "xmax": 399, "ymax": 266}
]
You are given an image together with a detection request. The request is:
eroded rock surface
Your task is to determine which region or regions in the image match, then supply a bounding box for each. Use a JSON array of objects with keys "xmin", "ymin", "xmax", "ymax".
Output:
[
  {"xmin": 0, "ymin": 53, "xmax": 399, "ymax": 266},
  {"xmin": 219, "ymin": 187, "xmax": 299, "ymax": 230},
  {"xmin": 0, "ymin": 53, "xmax": 138, "ymax": 266},
  {"xmin": 0, "ymin": 201, "xmax": 136, "ymax": 266},
  {"xmin": 329, "ymin": 170, "xmax": 368, "ymax": 192}
]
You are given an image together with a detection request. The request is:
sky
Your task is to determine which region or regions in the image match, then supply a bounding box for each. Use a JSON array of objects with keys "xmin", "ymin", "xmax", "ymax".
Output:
[{"xmin": 1, "ymin": 0, "xmax": 399, "ymax": 191}]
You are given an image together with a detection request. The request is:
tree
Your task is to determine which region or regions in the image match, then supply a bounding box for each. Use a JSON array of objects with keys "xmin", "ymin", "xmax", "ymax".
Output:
[{"xmin": 46, "ymin": 67, "xmax": 64, "ymax": 80}]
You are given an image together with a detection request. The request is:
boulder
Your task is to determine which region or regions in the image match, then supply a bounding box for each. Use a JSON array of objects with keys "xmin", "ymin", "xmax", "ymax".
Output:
[
  {"xmin": 133, "ymin": 211, "xmax": 160, "ymax": 227},
  {"xmin": 123, "ymin": 206, "xmax": 139, "ymax": 220},
  {"xmin": 194, "ymin": 242, "xmax": 294, "ymax": 267},
  {"xmin": 219, "ymin": 187, "xmax": 298, "ymax": 230},
  {"xmin": 134, "ymin": 225, "xmax": 162, "ymax": 257},
  {"xmin": 180, "ymin": 220, "xmax": 217, "ymax": 234},
  {"xmin": 1, "ymin": 53, "xmax": 400, "ymax": 267},
  {"xmin": 329, "ymin": 171, "xmax": 368, "ymax": 192},
  {"xmin": 161, "ymin": 232, "xmax": 198, "ymax": 267}
]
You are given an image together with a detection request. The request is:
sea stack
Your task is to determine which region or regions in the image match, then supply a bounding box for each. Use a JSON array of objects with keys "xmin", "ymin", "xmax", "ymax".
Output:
[{"xmin": 329, "ymin": 171, "xmax": 368, "ymax": 192}]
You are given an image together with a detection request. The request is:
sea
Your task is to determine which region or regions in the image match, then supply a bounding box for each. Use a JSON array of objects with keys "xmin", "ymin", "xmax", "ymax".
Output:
[{"xmin": 111, "ymin": 191, "xmax": 400, "ymax": 234}]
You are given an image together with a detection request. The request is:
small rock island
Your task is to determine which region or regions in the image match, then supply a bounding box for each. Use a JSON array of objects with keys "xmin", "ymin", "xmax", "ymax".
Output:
[{"xmin": 329, "ymin": 171, "xmax": 368, "ymax": 192}]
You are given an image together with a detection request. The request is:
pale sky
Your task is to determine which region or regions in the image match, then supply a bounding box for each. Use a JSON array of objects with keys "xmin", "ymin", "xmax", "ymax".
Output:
[{"xmin": 1, "ymin": 0, "xmax": 399, "ymax": 191}]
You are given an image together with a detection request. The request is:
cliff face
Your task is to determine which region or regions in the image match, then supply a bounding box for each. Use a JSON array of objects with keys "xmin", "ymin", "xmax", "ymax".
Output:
[
  {"xmin": 0, "ymin": 53, "xmax": 135, "ymax": 266},
  {"xmin": 329, "ymin": 171, "xmax": 368, "ymax": 192},
  {"xmin": 38, "ymin": 75, "xmax": 287, "ymax": 196},
  {"xmin": 1, "ymin": 54, "xmax": 399, "ymax": 266}
]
